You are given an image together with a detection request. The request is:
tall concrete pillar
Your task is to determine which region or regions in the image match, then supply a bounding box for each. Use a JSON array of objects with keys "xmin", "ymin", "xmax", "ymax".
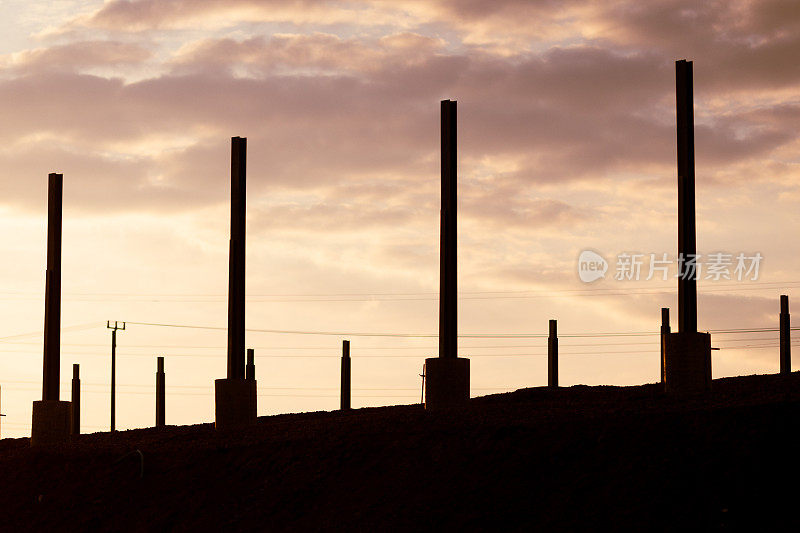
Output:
[
  {"xmin": 439, "ymin": 100, "xmax": 457, "ymax": 363},
  {"xmin": 71, "ymin": 364, "xmax": 80, "ymax": 435},
  {"xmin": 660, "ymin": 308, "xmax": 670, "ymax": 383},
  {"xmin": 31, "ymin": 173, "xmax": 72, "ymax": 446},
  {"xmin": 663, "ymin": 61, "xmax": 712, "ymax": 394},
  {"xmin": 548, "ymin": 320, "xmax": 558, "ymax": 388},
  {"xmin": 215, "ymin": 137, "xmax": 257, "ymax": 429},
  {"xmin": 780, "ymin": 295, "xmax": 791, "ymax": 374},
  {"xmin": 228, "ymin": 137, "xmax": 246, "ymax": 381},
  {"xmin": 156, "ymin": 356, "xmax": 165, "ymax": 427},
  {"xmin": 43, "ymin": 173, "xmax": 62, "ymax": 402},
  {"xmin": 341, "ymin": 340, "xmax": 351, "ymax": 410},
  {"xmin": 676, "ymin": 61, "xmax": 697, "ymax": 335},
  {"xmin": 425, "ymin": 100, "xmax": 469, "ymax": 409}
]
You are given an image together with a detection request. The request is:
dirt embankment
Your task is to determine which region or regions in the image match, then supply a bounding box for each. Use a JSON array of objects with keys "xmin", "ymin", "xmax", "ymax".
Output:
[{"xmin": 1, "ymin": 373, "xmax": 798, "ymax": 531}]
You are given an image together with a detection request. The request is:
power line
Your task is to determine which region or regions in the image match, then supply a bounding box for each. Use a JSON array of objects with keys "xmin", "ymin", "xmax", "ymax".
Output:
[
  {"xmin": 12, "ymin": 340, "xmax": 798, "ymax": 358},
  {"xmin": 1, "ymin": 320, "xmax": 794, "ymax": 343},
  {"xmin": 0, "ymin": 322, "xmax": 101, "ymax": 342},
  {"xmin": 123, "ymin": 321, "xmax": 799, "ymax": 338},
  {"xmin": 0, "ymin": 380, "xmax": 515, "ymax": 391},
  {"xmin": 0, "ymin": 334, "xmax": 783, "ymax": 350},
  {"xmin": 0, "ymin": 278, "xmax": 797, "ymax": 299},
  {"xmin": 0, "ymin": 349, "xmax": 660, "ymax": 358}
]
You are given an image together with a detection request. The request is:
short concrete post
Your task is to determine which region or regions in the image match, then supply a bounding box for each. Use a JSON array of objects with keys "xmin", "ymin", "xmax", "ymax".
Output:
[
  {"xmin": 156, "ymin": 357, "xmax": 165, "ymax": 427},
  {"xmin": 548, "ymin": 320, "xmax": 558, "ymax": 388},
  {"xmin": 661, "ymin": 308, "xmax": 670, "ymax": 383},
  {"xmin": 244, "ymin": 349, "xmax": 257, "ymax": 419},
  {"xmin": 71, "ymin": 364, "xmax": 80, "ymax": 435},
  {"xmin": 341, "ymin": 340, "xmax": 351, "ymax": 410},
  {"xmin": 246, "ymin": 349, "xmax": 255, "ymax": 381},
  {"xmin": 780, "ymin": 295, "xmax": 791, "ymax": 374}
]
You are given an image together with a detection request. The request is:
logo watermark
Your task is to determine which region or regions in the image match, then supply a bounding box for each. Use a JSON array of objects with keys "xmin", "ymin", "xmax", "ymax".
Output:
[
  {"xmin": 577, "ymin": 250, "xmax": 608, "ymax": 283},
  {"xmin": 577, "ymin": 251, "xmax": 762, "ymax": 283}
]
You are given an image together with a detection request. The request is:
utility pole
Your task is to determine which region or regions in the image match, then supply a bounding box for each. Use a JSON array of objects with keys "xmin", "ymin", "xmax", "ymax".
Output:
[{"xmin": 107, "ymin": 320, "xmax": 125, "ymax": 431}]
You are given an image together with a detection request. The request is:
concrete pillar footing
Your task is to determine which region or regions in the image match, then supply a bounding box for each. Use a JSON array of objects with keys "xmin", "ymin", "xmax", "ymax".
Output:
[
  {"xmin": 31, "ymin": 400, "xmax": 71, "ymax": 446},
  {"xmin": 214, "ymin": 378, "xmax": 256, "ymax": 430},
  {"xmin": 424, "ymin": 357, "xmax": 469, "ymax": 409},
  {"xmin": 663, "ymin": 332, "xmax": 712, "ymax": 393}
]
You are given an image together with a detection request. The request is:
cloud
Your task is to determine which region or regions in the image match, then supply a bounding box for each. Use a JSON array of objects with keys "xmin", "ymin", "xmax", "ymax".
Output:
[
  {"xmin": 61, "ymin": 0, "xmax": 598, "ymax": 55},
  {"xmin": 3, "ymin": 41, "xmax": 151, "ymax": 73},
  {"xmin": 1, "ymin": 39, "xmax": 797, "ymax": 219},
  {"xmin": 169, "ymin": 32, "xmax": 445, "ymax": 76},
  {"xmin": 80, "ymin": 0, "xmax": 328, "ymax": 31},
  {"xmin": 462, "ymin": 186, "xmax": 587, "ymax": 230},
  {"xmin": 48, "ymin": 0, "xmax": 800, "ymax": 82},
  {"xmin": 65, "ymin": 0, "xmax": 419, "ymax": 33},
  {"xmin": 593, "ymin": 0, "xmax": 800, "ymax": 93},
  {"xmin": 250, "ymin": 202, "xmax": 415, "ymax": 233},
  {"xmin": 0, "ymin": 0, "xmax": 796, "ymax": 232}
]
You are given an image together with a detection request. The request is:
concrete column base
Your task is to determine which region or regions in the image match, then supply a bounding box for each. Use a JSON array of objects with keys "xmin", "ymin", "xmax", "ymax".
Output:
[
  {"xmin": 215, "ymin": 378, "xmax": 256, "ymax": 430},
  {"xmin": 31, "ymin": 400, "xmax": 71, "ymax": 447},
  {"xmin": 663, "ymin": 332, "xmax": 712, "ymax": 393},
  {"xmin": 424, "ymin": 357, "xmax": 469, "ymax": 409}
]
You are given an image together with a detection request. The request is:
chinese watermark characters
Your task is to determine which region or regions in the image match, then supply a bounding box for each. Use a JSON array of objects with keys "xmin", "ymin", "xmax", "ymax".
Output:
[{"xmin": 578, "ymin": 251, "xmax": 762, "ymax": 283}]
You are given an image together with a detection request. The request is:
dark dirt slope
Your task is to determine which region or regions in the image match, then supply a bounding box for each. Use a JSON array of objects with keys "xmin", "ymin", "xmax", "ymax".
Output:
[{"xmin": 1, "ymin": 373, "xmax": 799, "ymax": 532}]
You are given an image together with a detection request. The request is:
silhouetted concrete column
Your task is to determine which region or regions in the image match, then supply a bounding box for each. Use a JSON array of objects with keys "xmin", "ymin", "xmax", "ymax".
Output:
[
  {"xmin": 439, "ymin": 100, "xmax": 457, "ymax": 362},
  {"xmin": 663, "ymin": 61, "xmax": 711, "ymax": 394},
  {"xmin": 215, "ymin": 137, "xmax": 257, "ymax": 429},
  {"xmin": 548, "ymin": 320, "xmax": 558, "ymax": 388},
  {"xmin": 156, "ymin": 357, "xmax": 165, "ymax": 427},
  {"xmin": 245, "ymin": 348, "xmax": 257, "ymax": 419},
  {"xmin": 71, "ymin": 364, "xmax": 80, "ymax": 435},
  {"xmin": 425, "ymin": 100, "xmax": 469, "ymax": 409},
  {"xmin": 228, "ymin": 137, "xmax": 247, "ymax": 381},
  {"xmin": 31, "ymin": 173, "xmax": 71, "ymax": 446},
  {"xmin": 341, "ymin": 340, "xmax": 351, "ymax": 410},
  {"xmin": 660, "ymin": 308, "xmax": 670, "ymax": 383},
  {"xmin": 246, "ymin": 349, "xmax": 255, "ymax": 381},
  {"xmin": 780, "ymin": 295, "xmax": 791, "ymax": 374},
  {"xmin": 43, "ymin": 173, "xmax": 62, "ymax": 402},
  {"xmin": 677, "ymin": 60, "xmax": 697, "ymax": 335}
]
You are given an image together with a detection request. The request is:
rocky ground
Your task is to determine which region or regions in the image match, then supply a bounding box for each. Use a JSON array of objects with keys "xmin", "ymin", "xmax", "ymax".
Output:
[{"xmin": 1, "ymin": 373, "xmax": 798, "ymax": 531}]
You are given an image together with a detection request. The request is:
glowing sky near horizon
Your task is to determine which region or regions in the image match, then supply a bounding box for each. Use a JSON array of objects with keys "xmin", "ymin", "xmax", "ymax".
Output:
[{"xmin": 1, "ymin": 0, "xmax": 799, "ymax": 438}]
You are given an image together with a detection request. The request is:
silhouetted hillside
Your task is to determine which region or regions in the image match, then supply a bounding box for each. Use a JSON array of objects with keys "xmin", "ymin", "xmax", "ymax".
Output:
[{"xmin": 1, "ymin": 373, "xmax": 799, "ymax": 531}]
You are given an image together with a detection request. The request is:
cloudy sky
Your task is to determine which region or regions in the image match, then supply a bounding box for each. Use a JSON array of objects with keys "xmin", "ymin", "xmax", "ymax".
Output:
[{"xmin": 1, "ymin": 0, "xmax": 798, "ymax": 437}]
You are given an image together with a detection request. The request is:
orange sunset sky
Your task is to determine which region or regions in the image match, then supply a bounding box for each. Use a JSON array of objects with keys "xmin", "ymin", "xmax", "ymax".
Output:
[{"xmin": 1, "ymin": 0, "xmax": 799, "ymax": 437}]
